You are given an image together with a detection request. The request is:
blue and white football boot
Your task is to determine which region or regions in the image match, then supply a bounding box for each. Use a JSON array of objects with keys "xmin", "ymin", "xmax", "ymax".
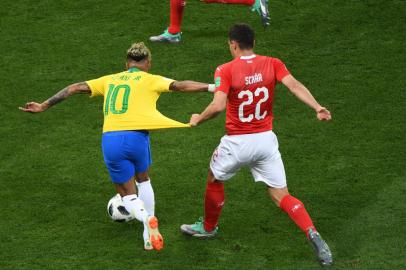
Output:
[
  {"xmin": 251, "ymin": 0, "xmax": 270, "ymax": 27},
  {"xmin": 149, "ymin": 29, "xmax": 182, "ymax": 43}
]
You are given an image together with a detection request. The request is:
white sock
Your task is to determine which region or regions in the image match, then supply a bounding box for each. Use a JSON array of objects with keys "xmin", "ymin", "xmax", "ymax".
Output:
[
  {"xmin": 122, "ymin": 194, "xmax": 149, "ymax": 223},
  {"xmin": 137, "ymin": 180, "xmax": 155, "ymax": 216},
  {"xmin": 143, "ymin": 223, "xmax": 149, "ymax": 242}
]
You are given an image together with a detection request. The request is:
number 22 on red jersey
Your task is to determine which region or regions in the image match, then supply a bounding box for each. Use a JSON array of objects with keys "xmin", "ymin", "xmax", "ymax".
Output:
[
  {"xmin": 214, "ymin": 55, "xmax": 290, "ymax": 135},
  {"xmin": 238, "ymin": 87, "xmax": 269, "ymax": 122}
]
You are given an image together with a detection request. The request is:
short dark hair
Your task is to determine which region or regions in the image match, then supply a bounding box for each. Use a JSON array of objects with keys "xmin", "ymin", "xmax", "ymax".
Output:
[{"xmin": 228, "ymin": 23, "xmax": 255, "ymax": 50}]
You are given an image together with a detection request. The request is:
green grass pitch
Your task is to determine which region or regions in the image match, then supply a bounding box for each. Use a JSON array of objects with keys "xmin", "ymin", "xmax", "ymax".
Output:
[{"xmin": 1, "ymin": 0, "xmax": 405, "ymax": 269}]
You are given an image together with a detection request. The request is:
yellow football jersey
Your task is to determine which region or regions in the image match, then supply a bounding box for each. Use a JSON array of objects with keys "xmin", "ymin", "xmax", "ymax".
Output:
[{"xmin": 86, "ymin": 67, "xmax": 190, "ymax": 132}]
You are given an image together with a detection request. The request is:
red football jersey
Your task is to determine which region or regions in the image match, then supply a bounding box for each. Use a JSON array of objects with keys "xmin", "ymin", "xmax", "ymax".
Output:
[{"xmin": 214, "ymin": 54, "xmax": 290, "ymax": 135}]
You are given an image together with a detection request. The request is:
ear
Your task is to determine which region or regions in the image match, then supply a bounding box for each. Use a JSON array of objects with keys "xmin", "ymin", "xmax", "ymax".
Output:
[
  {"xmin": 229, "ymin": 40, "xmax": 238, "ymax": 51},
  {"xmin": 142, "ymin": 60, "xmax": 151, "ymax": 72}
]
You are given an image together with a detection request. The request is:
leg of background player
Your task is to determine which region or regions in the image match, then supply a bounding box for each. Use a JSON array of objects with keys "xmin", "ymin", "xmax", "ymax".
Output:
[
  {"xmin": 203, "ymin": 0, "xmax": 270, "ymax": 27},
  {"xmin": 203, "ymin": 0, "xmax": 254, "ymax": 5},
  {"xmin": 150, "ymin": 0, "xmax": 184, "ymax": 43},
  {"xmin": 168, "ymin": 0, "xmax": 186, "ymax": 34}
]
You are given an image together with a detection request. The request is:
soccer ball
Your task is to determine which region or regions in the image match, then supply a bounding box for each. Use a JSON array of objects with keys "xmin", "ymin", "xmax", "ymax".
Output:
[{"xmin": 107, "ymin": 194, "xmax": 133, "ymax": 222}]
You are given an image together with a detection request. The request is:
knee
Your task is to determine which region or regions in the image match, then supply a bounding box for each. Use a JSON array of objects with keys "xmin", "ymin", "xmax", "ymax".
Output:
[
  {"xmin": 207, "ymin": 169, "xmax": 217, "ymax": 183},
  {"xmin": 117, "ymin": 185, "xmax": 133, "ymax": 196},
  {"xmin": 268, "ymin": 187, "xmax": 289, "ymax": 207},
  {"xmin": 135, "ymin": 171, "xmax": 150, "ymax": 183},
  {"xmin": 136, "ymin": 177, "xmax": 149, "ymax": 183},
  {"xmin": 115, "ymin": 178, "xmax": 137, "ymax": 196},
  {"xmin": 270, "ymin": 193, "xmax": 283, "ymax": 206}
]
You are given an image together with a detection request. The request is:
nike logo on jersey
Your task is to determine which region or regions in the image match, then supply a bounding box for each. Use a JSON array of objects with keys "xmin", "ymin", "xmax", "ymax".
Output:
[{"xmin": 245, "ymin": 73, "xmax": 263, "ymax": 85}]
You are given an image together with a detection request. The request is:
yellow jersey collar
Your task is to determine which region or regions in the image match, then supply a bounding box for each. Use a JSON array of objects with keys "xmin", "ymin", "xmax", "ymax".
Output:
[{"xmin": 128, "ymin": 67, "xmax": 141, "ymax": 73}]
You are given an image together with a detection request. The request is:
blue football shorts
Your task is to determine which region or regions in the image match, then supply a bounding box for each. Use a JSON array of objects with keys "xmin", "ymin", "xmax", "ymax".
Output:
[{"xmin": 102, "ymin": 130, "xmax": 152, "ymax": 184}]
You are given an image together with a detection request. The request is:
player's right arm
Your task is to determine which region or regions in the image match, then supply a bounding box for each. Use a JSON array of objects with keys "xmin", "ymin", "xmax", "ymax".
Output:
[
  {"xmin": 189, "ymin": 91, "xmax": 227, "ymax": 126},
  {"xmin": 19, "ymin": 82, "xmax": 91, "ymax": 113},
  {"xmin": 170, "ymin": 81, "xmax": 214, "ymax": 92},
  {"xmin": 189, "ymin": 64, "xmax": 230, "ymax": 126},
  {"xmin": 152, "ymin": 75, "xmax": 213, "ymax": 93}
]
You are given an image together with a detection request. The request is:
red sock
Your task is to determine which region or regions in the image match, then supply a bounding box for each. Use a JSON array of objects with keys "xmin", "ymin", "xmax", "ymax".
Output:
[
  {"xmin": 203, "ymin": 0, "xmax": 255, "ymax": 5},
  {"xmin": 204, "ymin": 181, "xmax": 225, "ymax": 232},
  {"xmin": 168, "ymin": 0, "xmax": 186, "ymax": 34},
  {"xmin": 280, "ymin": 195, "xmax": 316, "ymax": 237}
]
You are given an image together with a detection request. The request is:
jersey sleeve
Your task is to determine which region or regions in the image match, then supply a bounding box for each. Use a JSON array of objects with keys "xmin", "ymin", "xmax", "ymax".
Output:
[
  {"xmin": 272, "ymin": 58, "xmax": 291, "ymax": 82},
  {"xmin": 214, "ymin": 64, "xmax": 231, "ymax": 94},
  {"xmin": 152, "ymin": 75, "xmax": 175, "ymax": 93},
  {"xmin": 86, "ymin": 76, "xmax": 107, "ymax": 97}
]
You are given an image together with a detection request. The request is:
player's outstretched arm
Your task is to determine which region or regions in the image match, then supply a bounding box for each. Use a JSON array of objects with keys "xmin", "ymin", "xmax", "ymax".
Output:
[
  {"xmin": 19, "ymin": 82, "xmax": 91, "ymax": 113},
  {"xmin": 281, "ymin": 75, "xmax": 332, "ymax": 121},
  {"xmin": 190, "ymin": 91, "xmax": 227, "ymax": 126},
  {"xmin": 170, "ymin": 81, "xmax": 215, "ymax": 92}
]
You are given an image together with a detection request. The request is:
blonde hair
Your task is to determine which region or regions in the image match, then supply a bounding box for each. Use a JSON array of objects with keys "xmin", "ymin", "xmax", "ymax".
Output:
[{"xmin": 126, "ymin": 42, "xmax": 151, "ymax": 62}]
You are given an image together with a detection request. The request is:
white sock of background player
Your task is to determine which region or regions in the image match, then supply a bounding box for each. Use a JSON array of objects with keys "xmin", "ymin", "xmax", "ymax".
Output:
[{"xmin": 137, "ymin": 179, "xmax": 155, "ymax": 242}]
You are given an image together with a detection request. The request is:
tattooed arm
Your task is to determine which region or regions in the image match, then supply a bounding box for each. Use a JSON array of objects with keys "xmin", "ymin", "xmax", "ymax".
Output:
[{"xmin": 19, "ymin": 82, "xmax": 91, "ymax": 113}]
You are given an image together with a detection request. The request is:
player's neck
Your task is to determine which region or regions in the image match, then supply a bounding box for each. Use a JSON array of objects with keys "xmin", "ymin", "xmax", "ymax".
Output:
[
  {"xmin": 126, "ymin": 61, "xmax": 149, "ymax": 72},
  {"xmin": 234, "ymin": 50, "xmax": 255, "ymax": 58}
]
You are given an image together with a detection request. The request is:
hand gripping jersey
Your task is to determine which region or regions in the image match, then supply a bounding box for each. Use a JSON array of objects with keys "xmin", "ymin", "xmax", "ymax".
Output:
[
  {"xmin": 86, "ymin": 67, "xmax": 190, "ymax": 132},
  {"xmin": 214, "ymin": 54, "xmax": 290, "ymax": 135}
]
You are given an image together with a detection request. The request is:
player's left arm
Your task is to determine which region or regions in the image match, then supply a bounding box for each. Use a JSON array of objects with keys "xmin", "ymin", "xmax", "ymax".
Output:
[
  {"xmin": 19, "ymin": 82, "xmax": 91, "ymax": 113},
  {"xmin": 189, "ymin": 91, "xmax": 227, "ymax": 126},
  {"xmin": 281, "ymin": 74, "xmax": 332, "ymax": 121},
  {"xmin": 170, "ymin": 81, "xmax": 214, "ymax": 92}
]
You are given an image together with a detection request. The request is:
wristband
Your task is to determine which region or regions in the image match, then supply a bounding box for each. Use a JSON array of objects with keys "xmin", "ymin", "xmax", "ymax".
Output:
[{"xmin": 208, "ymin": 84, "xmax": 215, "ymax": 92}]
